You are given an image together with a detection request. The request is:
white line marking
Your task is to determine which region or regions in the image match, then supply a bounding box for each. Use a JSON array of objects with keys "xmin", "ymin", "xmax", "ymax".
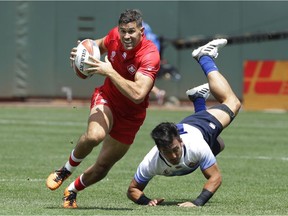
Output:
[
  {"xmin": 0, "ymin": 119, "xmax": 85, "ymax": 127},
  {"xmin": 220, "ymin": 155, "xmax": 288, "ymax": 162},
  {"xmin": 0, "ymin": 178, "xmax": 45, "ymax": 182}
]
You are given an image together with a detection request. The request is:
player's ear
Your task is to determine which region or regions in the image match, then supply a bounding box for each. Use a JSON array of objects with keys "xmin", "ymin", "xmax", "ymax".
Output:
[
  {"xmin": 140, "ymin": 26, "xmax": 144, "ymax": 36},
  {"xmin": 176, "ymin": 137, "xmax": 183, "ymax": 146}
]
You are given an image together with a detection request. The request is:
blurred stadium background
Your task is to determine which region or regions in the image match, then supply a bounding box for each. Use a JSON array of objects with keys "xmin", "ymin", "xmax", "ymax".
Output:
[{"xmin": 1, "ymin": 1, "xmax": 288, "ymax": 110}]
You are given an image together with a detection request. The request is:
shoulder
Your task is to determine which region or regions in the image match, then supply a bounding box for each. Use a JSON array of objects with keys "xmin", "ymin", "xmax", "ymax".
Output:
[
  {"xmin": 141, "ymin": 38, "xmax": 159, "ymax": 53},
  {"xmin": 138, "ymin": 39, "xmax": 160, "ymax": 64},
  {"xmin": 142, "ymin": 146, "xmax": 159, "ymax": 163},
  {"xmin": 135, "ymin": 146, "xmax": 160, "ymax": 182},
  {"xmin": 104, "ymin": 27, "xmax": 119, "ymax": 46},
  {"xmin": 138, "ymin": 146, "xmax": 162, "ymax": 173},
  {"xmin": 107, "ymin": 26, "xmax": 119, "ymax": 37}
]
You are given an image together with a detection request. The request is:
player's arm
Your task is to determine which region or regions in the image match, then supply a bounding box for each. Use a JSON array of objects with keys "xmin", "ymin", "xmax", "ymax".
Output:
[
  {"xmin": 94, "ymin": 37, "xmax": 108, "ymax": 56},
  {"xmin": 127, "ymin": 178, "xmax": 164, "ymax": 206},
  {"xmin": 201, "ymin": 163, "xmax": 222, "ymax": 194},
  {"xmin": 178, "ymin": 163, "xmax": 222, "ymax": 207},
  {"xmin": 85, "ymin": 55, "xmax": 154, "ymax": 104},
  {"xmin": 108, "ymin": 69, "xmax": 154, "ymax": 104}
]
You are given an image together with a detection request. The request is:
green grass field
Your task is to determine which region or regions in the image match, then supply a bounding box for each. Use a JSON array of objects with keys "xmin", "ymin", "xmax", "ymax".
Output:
[{"xmin": 0, "ymin": 105, "xmax": 287, "ymax": 215}]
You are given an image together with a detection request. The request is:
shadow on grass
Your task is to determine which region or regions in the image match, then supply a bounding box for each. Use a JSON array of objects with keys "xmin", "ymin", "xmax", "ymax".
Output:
[
  {"xmin": 46, "ymin": 206, "xmax": 133, "ymax": 211},
  {"xmin": 160, "ymin": 201, "xmax": 184, "ymax": 206},
  {"xmin": 160, "ymin": 200, "xmax": 216, "ymax": 207}
]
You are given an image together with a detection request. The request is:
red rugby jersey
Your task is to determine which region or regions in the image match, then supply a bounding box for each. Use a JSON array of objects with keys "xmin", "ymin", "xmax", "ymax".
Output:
[{"xmin": 102, "ymin": 27, "xmax": 160, "ymax": 117}]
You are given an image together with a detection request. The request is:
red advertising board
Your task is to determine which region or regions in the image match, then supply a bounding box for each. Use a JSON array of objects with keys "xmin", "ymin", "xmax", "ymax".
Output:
[{"xmin": 243, "ymin": 60, "xmax": 288, "ymax": 110}]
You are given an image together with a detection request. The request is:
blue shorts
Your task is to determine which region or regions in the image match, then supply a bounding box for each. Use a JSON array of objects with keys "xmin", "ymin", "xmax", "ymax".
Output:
[{"xmin": 179, "ymin": 110, "xmax": 223, "ymax": 155}]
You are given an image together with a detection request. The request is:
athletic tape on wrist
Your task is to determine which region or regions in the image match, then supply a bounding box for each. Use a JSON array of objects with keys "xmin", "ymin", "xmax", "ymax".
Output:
[
  {"xmin": 192, "ymin": 189, "xmax": 213, "ymax": 206},
  {"xmin": 136, "ymin": 194, "xmax": 151, "ymax": 205}
]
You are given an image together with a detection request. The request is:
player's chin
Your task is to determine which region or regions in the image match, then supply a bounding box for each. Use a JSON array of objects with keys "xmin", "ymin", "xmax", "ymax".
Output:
[
  {"xmin": 169, "ymin": 159, "xmax": 180, "ymax": 165},
  {"xmin": 122, "ymin": 43, "xmax": 135, "ymax": 50}
]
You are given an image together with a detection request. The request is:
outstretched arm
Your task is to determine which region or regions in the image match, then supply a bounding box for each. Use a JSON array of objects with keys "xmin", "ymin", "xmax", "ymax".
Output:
[
  {"xmin": 127, "ymin": 178, "xmax": 164, "ymax": 206},
  {"xmin": 178, "ymin": 163, "xmax": 222, "ymax": 207}
]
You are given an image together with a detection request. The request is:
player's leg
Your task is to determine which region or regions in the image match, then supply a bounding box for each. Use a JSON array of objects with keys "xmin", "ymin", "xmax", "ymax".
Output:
[
  {"xmin": 192, "ymin": 39, "xmax": 241, "ymax": 128},
  {"xmin": 63, "ymin": 135, "xmax": 130, "ymax": 208},
  {"xmin": 186, "ymin": 83, "xmax": 210, "ymax": 113},
  {"xmin": 81, "ymin": 135, "xmax": 130, "ymax": 186},
  {"xmin": 215, "ymin": 136, "xmax": 225, "ymax": 154},
  {"xmin": 46, "ymin": 104, "xmax": 113, "ymax": 191},
  {"xmin": 207, "ymin": 71, "xmax": 241, "ymax": 126},
  {"xmin": 73, "ymin": 104, "xmax": 113, "ymax": 158},
  {"xmin": 186, "ymin": 83, "xmax": 225, "ymax": 155}
]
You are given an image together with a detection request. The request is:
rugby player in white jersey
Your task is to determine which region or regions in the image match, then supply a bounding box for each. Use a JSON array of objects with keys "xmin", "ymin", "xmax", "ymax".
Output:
[{"xmin": 127, "ymin": 39, "xmax": 241, "ymax": 207}]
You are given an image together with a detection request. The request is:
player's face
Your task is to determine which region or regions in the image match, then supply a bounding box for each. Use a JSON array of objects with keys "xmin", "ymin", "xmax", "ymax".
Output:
[
  {"xmin": 159, "ymin": 138, "xmax": 183, "ymax": 165},
  {"xmin": 118, "ymin": 22, "xmax": 144, "ymax": 50}
]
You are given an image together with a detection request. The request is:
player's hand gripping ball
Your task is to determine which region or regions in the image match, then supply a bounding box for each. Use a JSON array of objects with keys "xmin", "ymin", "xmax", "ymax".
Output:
[{"xmin": 73, "ymin": 39, "xmax": 101, "ymax": 79}]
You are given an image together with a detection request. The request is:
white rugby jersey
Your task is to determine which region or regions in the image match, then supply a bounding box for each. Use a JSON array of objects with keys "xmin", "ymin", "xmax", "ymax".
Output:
[{"xmin": 134, "ymin": 123, "xmax": 216, "ymax": 184}]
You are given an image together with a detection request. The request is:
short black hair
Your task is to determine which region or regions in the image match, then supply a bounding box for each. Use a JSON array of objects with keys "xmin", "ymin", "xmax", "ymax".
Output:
[
  {"xmin": 151, "ymin": 122, "xmax": 180, "ymax": 148},
  {"xmin": 118, "ymin": 9, "xmax": 143, "ymax": 27}
]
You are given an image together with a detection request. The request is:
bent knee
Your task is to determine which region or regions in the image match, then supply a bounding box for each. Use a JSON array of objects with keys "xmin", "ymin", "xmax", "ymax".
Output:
[
  {"xmin": 230, "ymin": 97, "xmax": 242, "ymax": 116},
  {"xmin": 84, "ymin": 131, "xmax": 106, "ymax": 147},
  {"xmin": 217, "ymin": 136, "xmax": 225, "ymax": 152}
]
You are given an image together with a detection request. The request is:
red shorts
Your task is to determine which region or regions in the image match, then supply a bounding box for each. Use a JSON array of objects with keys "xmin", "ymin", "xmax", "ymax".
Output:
[{"xmin": 90, "ymin": 88, "xmax": 146, "ymax": 145}]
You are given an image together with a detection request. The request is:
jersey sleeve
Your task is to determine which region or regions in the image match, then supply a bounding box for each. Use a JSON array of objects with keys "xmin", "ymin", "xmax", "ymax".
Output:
[
  {"xmin": 134, "ymin": 162, "xmax": 153, "ymax": 184},
  {"xmin": 198, "ymin": 140, "xmax": 217, "ymax": 171},
  {"xmin": 134, "ymin": 147, "xmax": 158, "ymax": 184},
  {"xmin": 104, "ymin": 27, "xmax": 118, "ymax": 48},
  {"xmin": 137, "ymin": 43, "xmax": 160, "ymax": 81}
]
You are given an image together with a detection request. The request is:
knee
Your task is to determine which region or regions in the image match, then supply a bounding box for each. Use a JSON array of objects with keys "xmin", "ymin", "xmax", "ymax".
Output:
[
  {"xmin": 82, "ymin": 130, "xmax": 106, "ymax": 147},
  {"xmin": 217, "ymin": 136, "xmax": 225, "ymax": 152},
  {"xmin": 232, "ymin": 97, "xmax": 242, "ymax": 116}
]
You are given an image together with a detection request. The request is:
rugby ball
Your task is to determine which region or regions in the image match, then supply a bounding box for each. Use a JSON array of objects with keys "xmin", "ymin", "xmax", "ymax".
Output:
[{"xmin": 73, "ymin": 39, "xmax": 101, "ymax": 79}]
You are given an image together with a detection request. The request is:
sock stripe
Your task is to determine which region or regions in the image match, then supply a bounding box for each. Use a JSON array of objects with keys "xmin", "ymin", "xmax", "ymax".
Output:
[
  {"xmin": 69, "ymin": 157, "xmax": 81, "ymax": 167},
  {"xmin": 68, "ymin": 150, "xmax": 83, "ymax": 167},
  {"xmin": 70, "ymin": 150, "xmax": 83, "ymax": 162},
  {"xmin": 199, "ymin": 56, "xmax": 219, "ymax": 76},
  {"xmin": 74, "ymin": 174, "xmax": 86, "ymax": 191}
]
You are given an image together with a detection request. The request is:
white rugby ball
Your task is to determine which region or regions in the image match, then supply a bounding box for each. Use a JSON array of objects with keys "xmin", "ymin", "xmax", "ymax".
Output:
[{"xmin": 73, "ymin": 39, "xmax": 101, "ymax": 79}]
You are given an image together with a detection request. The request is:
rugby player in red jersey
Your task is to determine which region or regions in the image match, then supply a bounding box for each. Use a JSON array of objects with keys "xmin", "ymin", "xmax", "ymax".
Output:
[{"xmin": 46, "ymin": 9, "xmax": 160, "ymax": 208}]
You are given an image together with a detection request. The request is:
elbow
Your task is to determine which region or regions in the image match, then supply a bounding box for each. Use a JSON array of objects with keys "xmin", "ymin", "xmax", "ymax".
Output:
[
  {"xmin": 216, "ymin": 174, "xmax": 223, "ymax": 189},
  {"xmin": 127, "ymin": 186, "xmax": 137, "ymax": 203},
  {"xmin": 209, "ymin": 173, "xmax": 222, "ymax": 192},
  {"xmin": 131, "ymin": 87, "xmax": 151, "ymax": 104},
  {"xmin": 126, "ymin": 187, "xmax": 133, "ymax": 201},
  {"xmin": 131, "ymin": 94, "xmax": 145, "ymax": 104},
  {"xmin": 133, "ymin": 98, "xmax": 144, "ymax": 104},
  {"xmin": 219, "ymin": 176, "xmax": 223, "ymax": 188}
]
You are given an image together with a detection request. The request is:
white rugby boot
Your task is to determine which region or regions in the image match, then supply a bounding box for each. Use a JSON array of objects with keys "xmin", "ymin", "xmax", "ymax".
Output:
[
  {"xmin": 186, "ymin": 83, "xmax": 210, "ymax": 102},
  {"xmin": 192, "ymin": 39, "xmax": 227, "ymax": 61}
]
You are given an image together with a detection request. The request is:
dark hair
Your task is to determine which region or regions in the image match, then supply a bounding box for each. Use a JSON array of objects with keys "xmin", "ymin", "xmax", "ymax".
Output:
[
  {"xmin": 151, "ymin": 122, "xmax": 180, "ymax": 148},
  {"xmin": 118, "ymin": 9, "xmax": 143, "ymax": 27}
]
